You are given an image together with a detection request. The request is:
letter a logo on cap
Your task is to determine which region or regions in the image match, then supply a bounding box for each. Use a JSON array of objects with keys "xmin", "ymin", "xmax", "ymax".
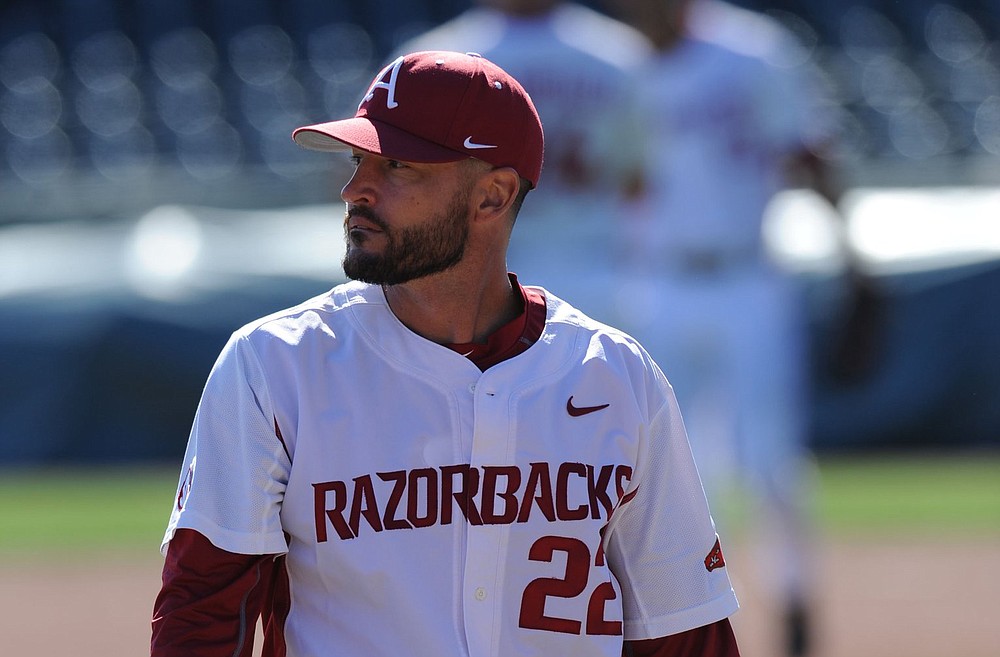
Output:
[{"xmin": 361, "ymin": 56, "xmax": 404, "ymax": 110}]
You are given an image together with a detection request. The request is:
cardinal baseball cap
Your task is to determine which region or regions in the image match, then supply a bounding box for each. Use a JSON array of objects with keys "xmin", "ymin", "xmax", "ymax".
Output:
[{"xmin": 292, "ymin": 50, "xmax": 544, "ymax": 187}]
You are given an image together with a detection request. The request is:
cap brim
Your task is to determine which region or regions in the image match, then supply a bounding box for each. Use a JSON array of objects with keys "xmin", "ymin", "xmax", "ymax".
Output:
[{"xmin": 292, "ymin": 117, "xmax": 469, "ymax": 164}]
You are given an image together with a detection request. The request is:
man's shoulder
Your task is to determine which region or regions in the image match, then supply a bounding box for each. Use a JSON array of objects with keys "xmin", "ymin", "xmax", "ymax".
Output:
[
  {"xmin": 536, "ymin": 287, "xmax": 646, "ymax": 352},
  {"xmin": 235, "ymin": 280, "xmax": 377, "ymax": 341},
  {"xmin": 534, "ymin": 287, "xmax": 668, "ymax": 399}
]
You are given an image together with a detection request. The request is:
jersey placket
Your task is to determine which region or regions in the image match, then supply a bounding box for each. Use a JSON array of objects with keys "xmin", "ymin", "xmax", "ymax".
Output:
[{"xmin": 462, "ymin": 374, "xmax": 512, "ymax": 657}]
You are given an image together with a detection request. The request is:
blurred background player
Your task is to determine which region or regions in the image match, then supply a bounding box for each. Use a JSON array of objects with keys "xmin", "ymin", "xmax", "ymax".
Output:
[
  {"xmin": 605, "ymin": 0, "xmax": 852, "ymax": 655},
  {"xmin": 393, "ymin": 0, "xmax": 652, "ymax": 320}
]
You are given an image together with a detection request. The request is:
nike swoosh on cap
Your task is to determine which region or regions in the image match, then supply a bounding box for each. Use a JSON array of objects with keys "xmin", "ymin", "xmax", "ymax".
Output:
[
  {"xmin": 566, "ymin": 396, "xmax": 610, "ymax": 417},
  {"xmin": 463, "ymin": 136, "xmax": 498, "ymax": 150}
]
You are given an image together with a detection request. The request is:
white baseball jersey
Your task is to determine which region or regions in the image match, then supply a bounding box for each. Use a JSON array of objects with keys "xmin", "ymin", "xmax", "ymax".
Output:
[
  {"xmin": 163, "ymin": 280, "xmax": 738, "ymax": 657},
  {"xmin": 394, "ymin": 4, "xmax": 652, "ymax": 318}
]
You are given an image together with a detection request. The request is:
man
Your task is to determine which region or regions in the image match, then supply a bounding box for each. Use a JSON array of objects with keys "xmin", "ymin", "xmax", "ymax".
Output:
[
  {"xmin": 150, "ymin": 51, "xmax": 740, "ymax": 657},
  {"xmin": 392, "ymin": 0, "xmax": 652, "ymax": 320},
  {"xmin": 606, "ymin": 1, "xmax": 844, "ymax": 655}
]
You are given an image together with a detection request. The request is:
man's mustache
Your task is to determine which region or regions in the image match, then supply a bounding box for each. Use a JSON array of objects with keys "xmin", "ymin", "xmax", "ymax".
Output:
[{"xmin": 345, "ymin": 206, "xmax": 388, "ymax": 231}]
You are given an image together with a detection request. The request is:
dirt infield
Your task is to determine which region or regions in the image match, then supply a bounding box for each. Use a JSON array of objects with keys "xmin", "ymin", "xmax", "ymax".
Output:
[
  {"xmin": 3, "ymin": 537, "xmax": 997, "ymax": 657},
  {"xmin": 728, "ymin": 537, "xmax": 1000, "ymax": 657}
]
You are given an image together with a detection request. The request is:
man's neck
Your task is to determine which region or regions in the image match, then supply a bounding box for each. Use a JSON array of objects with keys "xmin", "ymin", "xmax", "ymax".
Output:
[{"xmin": 382, "ymin": 268, "xmax": 523, "ymax": 346}]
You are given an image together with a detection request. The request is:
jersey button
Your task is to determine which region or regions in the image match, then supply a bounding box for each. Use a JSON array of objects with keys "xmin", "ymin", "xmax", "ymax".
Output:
[
  {"xmin": 468, "ymin": 383, "xmax": 476, "ymax": 394},
  {"xmin": 474, "ymin": 587, "xmax": 487, "ymax": 601}
]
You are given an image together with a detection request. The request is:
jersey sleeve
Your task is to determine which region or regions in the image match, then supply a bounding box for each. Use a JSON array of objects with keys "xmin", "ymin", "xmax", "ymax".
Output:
[
  {"xmin": 162, "ymin": 330, "xmax": 292, "ymax": 556},
  {"xmin": 604, "ymin": 366, "xmax": 739, "ymax": 640}
]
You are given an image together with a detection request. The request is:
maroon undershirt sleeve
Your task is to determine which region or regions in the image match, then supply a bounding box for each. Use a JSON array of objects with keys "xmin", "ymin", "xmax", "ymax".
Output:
[
  {"xmin": 623, "ymin": 618, "xmax": 741, "ymax": 657},
  {"xmin": 151, "ymin": 528, "xmax": 284, "ymax": 657}
]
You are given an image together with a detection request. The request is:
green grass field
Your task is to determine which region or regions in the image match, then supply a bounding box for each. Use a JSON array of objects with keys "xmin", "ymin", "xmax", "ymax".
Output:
[
  {"xmin": 0, "ymin": 465, "xmax": 179, "ymax": 556},
  {"xmin": 814, "ymin": 453, "xmax": 1000, "ymax": 535},
  {"xmin": 0, "ymin": 453, "xmax": 998, "ymax": 556}
]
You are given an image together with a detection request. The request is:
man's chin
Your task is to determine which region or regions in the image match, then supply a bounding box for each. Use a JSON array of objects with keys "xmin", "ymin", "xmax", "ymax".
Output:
[{"xmin": 343, "ymin": 256, "xmax": 395, "ymax": 286}]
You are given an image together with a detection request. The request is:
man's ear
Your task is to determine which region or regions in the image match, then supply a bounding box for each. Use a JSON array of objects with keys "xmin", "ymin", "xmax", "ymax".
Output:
[{"xmin": 475, "ymin": 166, "xmax": 521, "ymax": 223}]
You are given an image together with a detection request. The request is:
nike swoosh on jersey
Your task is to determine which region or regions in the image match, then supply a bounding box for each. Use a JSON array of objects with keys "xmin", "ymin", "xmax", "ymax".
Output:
[
  {"xmin": 463, "ymin": 136, "xmax": 498, "ymax": 150},
  {"xmin": 566, "ymin": 396, "xmax": 610, "ymax": 417}
]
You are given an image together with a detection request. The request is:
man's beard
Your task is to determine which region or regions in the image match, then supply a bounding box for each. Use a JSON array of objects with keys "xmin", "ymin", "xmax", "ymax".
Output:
[{"xmin": 342, "ymin": 188, "xmax": 470, "ymax": 286}]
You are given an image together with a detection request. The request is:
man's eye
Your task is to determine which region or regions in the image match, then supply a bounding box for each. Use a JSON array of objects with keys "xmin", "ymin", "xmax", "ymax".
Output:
[{"xmin": 347, "ymin": 155, "xmax": 406, "ymax": 170}]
